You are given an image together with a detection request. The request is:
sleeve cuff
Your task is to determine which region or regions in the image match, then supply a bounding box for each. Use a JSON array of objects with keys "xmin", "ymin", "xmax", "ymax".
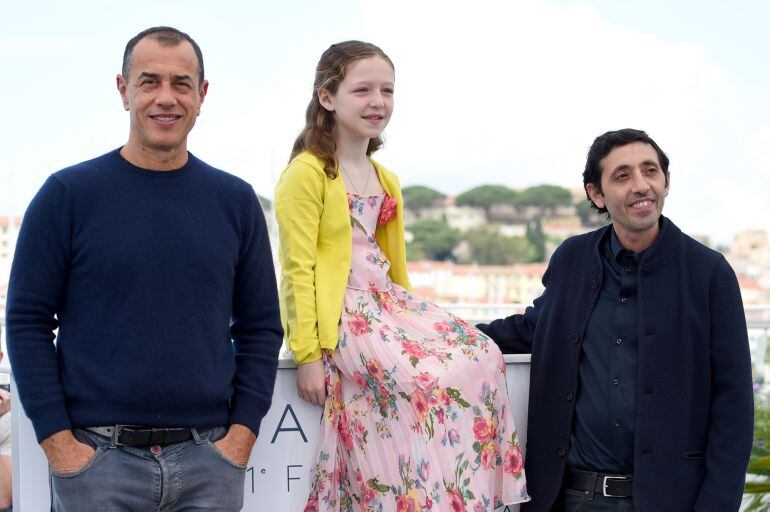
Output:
[
  {"xmin": 28, "ymin": 402, "xmax": 73, "ymax": 444},
  {"xmin": 290, "ymin": 340, "xmax": 323, "ymax": 365}
]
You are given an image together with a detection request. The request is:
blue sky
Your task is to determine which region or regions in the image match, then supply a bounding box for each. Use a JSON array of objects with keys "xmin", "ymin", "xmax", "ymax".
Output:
[{"xmin": 2, "ymin": 0, "xmax": 769, "ymax": 244}]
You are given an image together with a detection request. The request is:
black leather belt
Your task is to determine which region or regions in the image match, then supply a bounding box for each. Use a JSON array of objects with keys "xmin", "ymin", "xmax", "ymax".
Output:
[
  {"xmin": 565, "ymin": 467, "xmax": 633, "ymax": 498},
  {"xmin": 86, "ymin": 425, "xmax": 205, "ymax": 446}
]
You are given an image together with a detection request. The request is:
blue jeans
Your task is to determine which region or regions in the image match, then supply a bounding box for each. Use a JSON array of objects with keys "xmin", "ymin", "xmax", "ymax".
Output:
[
  {"xmin": 559, "ymin": 489, "xmax": 635, "ymax": 512},
  {"xmin": 50, "ymin": 426, "xmax": 246, "ymax": 512}
]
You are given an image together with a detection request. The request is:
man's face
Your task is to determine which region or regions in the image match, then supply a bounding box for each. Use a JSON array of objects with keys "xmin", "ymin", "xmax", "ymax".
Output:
[
  {"xmin": 586, "ymin": 141, "xmax": 669, "ymax": 245},
  {"xmin": 117, "ymin": 38, "xmax": 208, "ymax": 158}
]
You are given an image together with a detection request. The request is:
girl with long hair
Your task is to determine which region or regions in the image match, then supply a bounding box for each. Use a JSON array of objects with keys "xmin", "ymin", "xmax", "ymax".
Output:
[{"xmin": 275, "ymin": 41, "xmax": 529, "ymax": 511}]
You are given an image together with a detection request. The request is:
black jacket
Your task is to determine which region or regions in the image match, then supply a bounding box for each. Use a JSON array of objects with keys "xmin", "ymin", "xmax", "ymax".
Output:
[{"xmin": 479, "ymin": 217, "xmax": 753, "ymax": 511}]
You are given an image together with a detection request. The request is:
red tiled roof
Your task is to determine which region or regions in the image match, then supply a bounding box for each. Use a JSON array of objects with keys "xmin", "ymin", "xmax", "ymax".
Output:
[
  {"xmin": 0, "ymin": 217, "xmax": 22, "ymax": 229},
  {"xmin": 407, "ymin": 261, "xmax": 547, "ymax": 276},
  {"xmin": 737, "ymin": 276, "xmax": 760, "ymax": 289}
]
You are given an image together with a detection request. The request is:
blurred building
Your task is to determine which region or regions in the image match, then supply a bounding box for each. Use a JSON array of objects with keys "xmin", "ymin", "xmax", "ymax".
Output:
[
  {"xmin": 403, "ymin": 196, "xmax": 486, "ymax": 232},
  {"xmin": 0, "ymin": 217, "xmax": 21, "ymax": 261},
  {"xmin": 727, "ymin": 229, "xmax": 770, "ymax": 303},
  {"xmin": 407, "ymin": 260, "xmax": 547, "ymax": 304}
]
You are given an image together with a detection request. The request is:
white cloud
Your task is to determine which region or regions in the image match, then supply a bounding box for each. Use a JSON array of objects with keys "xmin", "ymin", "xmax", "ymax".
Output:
[
  {"xmin": 358, "ymin": 0, "xmax": 770, "ymax": 243},
  {"xmin": 749, "ymin": 125, "xmax": 770, "ymax": 171},
  {"xmin": 0, "ymin": 38, "xmax": 88, "ymax": 55},
  {"xmin": 191, "ymin": 70, "xmax": 311, "ymax": 198},
  {"xmin": 1, "ymin": 0, "xmax": 768, "ymax": 245}
]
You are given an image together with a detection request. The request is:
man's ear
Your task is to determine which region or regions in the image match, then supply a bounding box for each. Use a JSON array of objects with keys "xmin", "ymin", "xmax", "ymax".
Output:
[
  {"xmin": 585, "ymin": 183, "xmax": 605, "ymax": 209},
  {"xmin": 197, "ymin": 79, "xmax": 209, "ymax": 115},
  {"xmin": 318, "ymin": 88, "xmax": 334, "ymax": 112},
  {"xmin": 116, "ymin": 74, "xmax": 129, "ymax": 111}
]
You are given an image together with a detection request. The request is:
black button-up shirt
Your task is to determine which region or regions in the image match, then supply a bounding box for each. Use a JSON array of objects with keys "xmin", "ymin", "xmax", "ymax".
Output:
[{"xmin": 568, "ymin": 230, "xmax": 642, "ymax": 474}]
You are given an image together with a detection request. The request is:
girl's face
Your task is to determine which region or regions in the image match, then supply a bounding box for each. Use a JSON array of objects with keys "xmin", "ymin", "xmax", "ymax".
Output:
[{"xmin": 319, "ymin": 56, "xmax": 395, "ymax": 144}]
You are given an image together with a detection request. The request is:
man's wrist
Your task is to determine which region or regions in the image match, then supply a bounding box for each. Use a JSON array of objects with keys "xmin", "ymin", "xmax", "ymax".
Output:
[
  {"xmin": 40, "ymin": 430, "xmax": 77, "ymax": 459},
  {"xmin": 227, "ymin": 423, "xmax": 257, "ymax": 446}
]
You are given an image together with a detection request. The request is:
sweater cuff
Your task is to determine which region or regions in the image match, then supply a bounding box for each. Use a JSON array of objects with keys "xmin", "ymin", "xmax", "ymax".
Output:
[
  {"xmin": 228, "ymin": 401, "xmax": 265, "ymax": 438},
  {"xmin": 29, "ymin": 401, "xmax": 73, "ymax": 444}
]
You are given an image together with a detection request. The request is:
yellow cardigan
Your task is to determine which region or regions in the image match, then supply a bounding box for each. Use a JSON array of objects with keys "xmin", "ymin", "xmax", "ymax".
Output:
[{"xmin": 275, "ymin": 152, "xmax": 411, "ymax": 364}]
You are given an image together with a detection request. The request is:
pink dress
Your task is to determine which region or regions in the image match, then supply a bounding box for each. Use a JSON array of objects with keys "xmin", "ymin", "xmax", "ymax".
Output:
[{"xmin": 305, "ymin": 194, "xmax": 529, "ymax": 512}]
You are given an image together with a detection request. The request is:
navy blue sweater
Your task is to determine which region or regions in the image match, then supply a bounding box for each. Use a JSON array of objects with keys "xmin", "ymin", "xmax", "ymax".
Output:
[
  {"xmin": 6, "ymin": 149, "xmax": 283, "ymax": 443},
  {"xmin": 479, "ymin": 217, "xmax": 753, "ymax": 512}
]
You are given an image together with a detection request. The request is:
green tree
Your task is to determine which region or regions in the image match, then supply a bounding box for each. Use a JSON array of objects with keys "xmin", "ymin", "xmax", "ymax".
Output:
[
  {"xmin": 256, "ymin": 194, "xmax": 272, "ymax": 210},
  {"xmin": 406, "ymin": 219, "xmax": 460, "ymax": 261},
  {"xmin": 575, "ymin": 199, "xmax": 609, "ymax": 227},
  {"xmin": 526, "ymin": 217, "xmax": 546, "ymax": 262},
  {"xmin": 455, "ymin": 185, "xmax": 517, "ymax": 210},
  {"xmin": 515, "ymin": 184, "xmax": 572, "ymax": 209},
  {"xmin": 402, "ymin": 185, "xmax": 446, "ymax": 211},
  {"xmin": 463, "ymin": 227, "xmax": 537, "ymax": 265}
]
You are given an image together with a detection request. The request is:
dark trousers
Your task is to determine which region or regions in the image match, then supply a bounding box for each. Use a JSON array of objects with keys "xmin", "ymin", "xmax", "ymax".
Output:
[{"xmin": 556, "ymin": 488, "xmax": 634, "ymax": 512}]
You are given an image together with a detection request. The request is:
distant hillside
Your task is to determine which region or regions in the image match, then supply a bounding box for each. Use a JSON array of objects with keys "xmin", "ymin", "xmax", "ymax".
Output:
[{"xmin": 401, "ymin": 184, "xmax": 608, "ymax": 265}]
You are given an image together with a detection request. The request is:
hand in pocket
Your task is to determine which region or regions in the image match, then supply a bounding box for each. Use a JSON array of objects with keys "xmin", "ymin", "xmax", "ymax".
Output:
[{"xmin": 41, "ymin": 430, "xmax": 97, "ymax": 475}]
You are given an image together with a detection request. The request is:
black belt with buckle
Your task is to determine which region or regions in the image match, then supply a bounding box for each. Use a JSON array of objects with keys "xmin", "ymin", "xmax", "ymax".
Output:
[
  {"xmin": 565, "ymin": 467, "xmax": 633, "ymax": 498},
  {"xmin": 86, "ymin": 425, "xmax": 205, "ymax": 446}
]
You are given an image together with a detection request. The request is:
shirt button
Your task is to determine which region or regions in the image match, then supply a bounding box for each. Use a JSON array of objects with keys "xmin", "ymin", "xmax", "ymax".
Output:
[
  {"xmin": 565, "ymin": 391, "xmax": 574, "ymax": 401},
  {"xmin": 625, "ymin": 267, "xmax": 632, "ymax": 273},
  {"xmin": 619, "ymin": 459, "xmax": 628, "ymax": 466},
  {"xmin": 620, "ymin": 297, "xmax": 628, "ymax": 304},
  {"xmin": 613, "ymin": 377, "xmax": 620, "ymax": 385},
  {"xmin": 557, "ymin": 447, "xmax": 566, "ymax": 457},
  {"xmin": 150, "ymin": 445, "xmax": 162, "ymax": 455},
  {"xmin": 613, "ymin": 420, "xmax": 621, "ymax": 428},
  {"xmin": 570, "ymin": 334, "xmax": 580, "ymax": 344},
  {"xmin": 616, "ymin": 338, "xmax": 623, "ymax": 345}
]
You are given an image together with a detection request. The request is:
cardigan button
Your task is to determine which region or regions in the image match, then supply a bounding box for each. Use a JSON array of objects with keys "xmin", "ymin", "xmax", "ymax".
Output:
[
  {"xmin": 565, "ymin": 391, "xmax": 574, "ymax": 401},
  {"xmin": 570, "ymin": 334, "xmax": 580, "ymax": 344},
  {"xmin": 557, "ymin": 447, "xmax": 566, "ymax": 457},
  {"xmin": 590, "ymin": 280, "xmax": 598, "ymax": 290}
]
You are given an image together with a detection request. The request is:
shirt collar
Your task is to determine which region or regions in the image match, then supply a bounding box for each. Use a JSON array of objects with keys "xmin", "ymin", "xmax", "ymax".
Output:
[{"xmin": 610, "ymin": 228, "xmax": 644, "ymax": 264}]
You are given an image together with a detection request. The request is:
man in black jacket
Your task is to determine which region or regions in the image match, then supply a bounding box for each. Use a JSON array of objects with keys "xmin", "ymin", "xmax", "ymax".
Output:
[{"xmin": 479, "ymin": 129, "xmax": 753, "ymax": 511}]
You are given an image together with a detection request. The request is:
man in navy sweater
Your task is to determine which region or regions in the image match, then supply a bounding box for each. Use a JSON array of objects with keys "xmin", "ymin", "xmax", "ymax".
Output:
[
  {"xmin": 479, "ymin": 129, "xmax": 753, "ymax": 511},
  {"xmin": 6, "ymin": 27, "xmax": 283, "ymax": 510}
]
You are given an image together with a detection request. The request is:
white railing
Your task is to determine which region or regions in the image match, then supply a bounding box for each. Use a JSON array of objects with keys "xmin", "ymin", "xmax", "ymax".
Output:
[
  {"xmin": 440, "ymin": 302, "xmax": 770, "ymax": 325},
  {"xmin": 2, "ymin": 305, "xmax": 770, "ymax": 367},
  {"xmin": 1, "ymin": 306, "xmax": 769, "ymax": 511},
  {"xmin": 2, "ymin": 354, "xmax": 532, "ymax": 511}
]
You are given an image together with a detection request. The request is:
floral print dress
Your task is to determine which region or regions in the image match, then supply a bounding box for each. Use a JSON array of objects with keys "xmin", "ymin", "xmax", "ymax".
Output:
[{"xmin": 305, "ymin": 194, "xmax": 529, "ymax": 512}]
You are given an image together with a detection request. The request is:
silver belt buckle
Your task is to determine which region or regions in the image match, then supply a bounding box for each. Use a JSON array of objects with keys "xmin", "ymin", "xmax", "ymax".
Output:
[
  {"xmin": 112, "ymin": 424, "xmax": 138, "ymax": 446},
  {"xmin": 602, "ymin": 475, "xmax": 628, "ymax": 497}
]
